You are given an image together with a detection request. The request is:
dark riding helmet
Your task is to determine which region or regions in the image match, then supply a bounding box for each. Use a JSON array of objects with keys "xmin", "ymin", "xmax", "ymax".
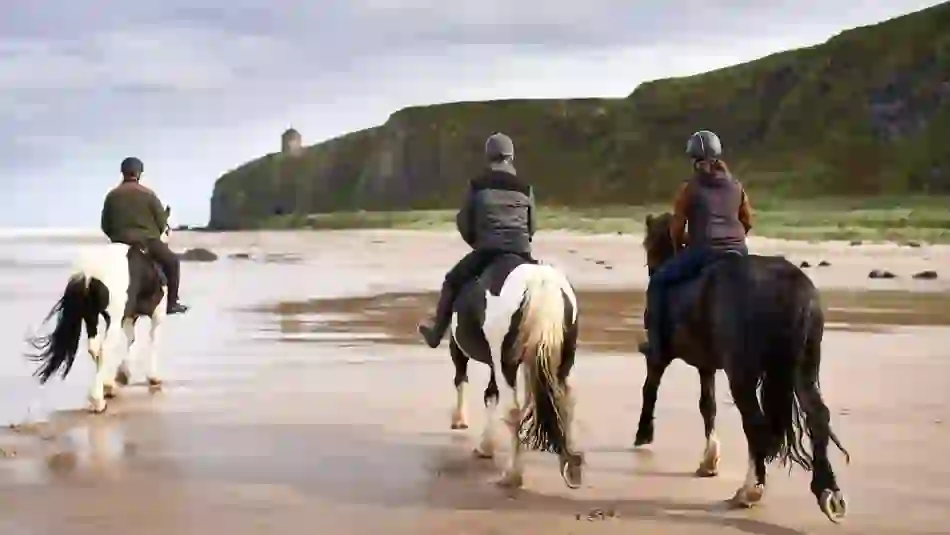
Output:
[
  {"xmin": 685, "ymin": 130, "xmax": 722, "ymax": 161},
  {"xmin": 120, "ymin": 157, "xmax": 144, "ymax": 177}
]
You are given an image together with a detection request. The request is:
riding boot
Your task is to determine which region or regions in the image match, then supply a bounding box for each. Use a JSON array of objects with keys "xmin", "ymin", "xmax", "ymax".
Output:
[
  {"xmin": 641, "ymin": 298, "xmax": 668, "ymax": 360},
  {"xmin": 638, "ymin": 306, "xmax": 653, "ymax": 356},
  {"xmin": 418, "ymin": 281, "xmax": 456, "ymax": 349}
]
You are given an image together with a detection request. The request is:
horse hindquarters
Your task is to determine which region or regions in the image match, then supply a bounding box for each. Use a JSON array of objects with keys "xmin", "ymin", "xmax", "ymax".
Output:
[
  {"xmin": 26, "ymin": 274, "xmax": 109, "ymax": 383},
  {"xmin": 516, "ymin": 266, "xmax": 582, "ymax": 488}
]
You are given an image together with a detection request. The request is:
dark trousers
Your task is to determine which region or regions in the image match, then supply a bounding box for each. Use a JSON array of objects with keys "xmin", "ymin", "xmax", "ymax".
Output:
[
  {"xmin": 431, "ymin": 249, "xmax": 534, "ymax": 329},
  {"xmin": 645, "ymin": 244, "xmax": 747, "ymax": 358},
  {"xmin": 144, "ymin": 239, "xmax": 181, "ymax": 304},
  {"xmin": 445, "ymin": 249, "xmax": 534, "ymax": 289}
]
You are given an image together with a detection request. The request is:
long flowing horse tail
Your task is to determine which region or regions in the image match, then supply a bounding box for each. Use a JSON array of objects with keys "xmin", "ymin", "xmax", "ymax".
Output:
[
  {"xmin": 761, "ymin": 280, "xmax": 851, "ymax": 471},
  {"xmin": 25, "ymin": 271, "xmax": 108, "ymax": 384},
  {"xmin": 516, "ymin": 264, "xmax": 573, "ymax": 457}
]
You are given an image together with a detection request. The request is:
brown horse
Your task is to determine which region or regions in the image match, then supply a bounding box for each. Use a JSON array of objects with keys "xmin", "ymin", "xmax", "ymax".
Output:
[{"xmin": 635, "ymin": 212, "xmax": 850, "ymax": 523}]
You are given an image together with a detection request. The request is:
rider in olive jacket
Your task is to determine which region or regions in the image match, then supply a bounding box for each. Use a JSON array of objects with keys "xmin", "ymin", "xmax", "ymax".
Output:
[{"xmin": 100, "ymin": 157, "xmax": 189, "ymax": 315}]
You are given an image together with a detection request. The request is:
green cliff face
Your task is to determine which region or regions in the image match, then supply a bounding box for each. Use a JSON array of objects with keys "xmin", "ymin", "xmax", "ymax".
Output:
[{"xmin": 208, "ymin": 2, "xmax": 950, "ymax": 230}]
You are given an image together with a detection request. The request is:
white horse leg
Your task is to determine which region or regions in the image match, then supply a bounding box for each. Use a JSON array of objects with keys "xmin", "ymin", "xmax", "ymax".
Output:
[
  {"xmin": 91, "ymin": 320, "xmax": 122, "ymax": 412},
  {"xmin": 474, "ymin": 393, "xmax": 497, "ymax": 458},
  {"xmin": 496, "ymin": 373, "xmax": 524, "ymax": 489},
  {"xmin": 451, "ymin": 381, "xmax": 468, "ymax": 430},
  {"xmin": 146, "ymin": 304, "xmax": 166, "ymax": 391},
  {"xmin": 87, "ymin": 320, "xmax": 106, "ymax": 410},
  {"xmin": 115, "ymin": 318, "xmax": 136, "ymax": 387}
]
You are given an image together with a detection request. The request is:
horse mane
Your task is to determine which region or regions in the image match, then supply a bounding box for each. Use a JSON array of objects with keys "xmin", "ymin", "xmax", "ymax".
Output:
[{"xmin": 642, "ymin": 212, "xmax": 676, "ymax": 270}]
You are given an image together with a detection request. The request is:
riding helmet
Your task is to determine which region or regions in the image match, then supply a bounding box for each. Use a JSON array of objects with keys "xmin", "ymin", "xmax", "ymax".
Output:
[
  {"xmin": 120, "ymin": 157, "xmax": 144, "ymax": 176},
  {"xmin": 484, "ymin": 132, "xmax": 515, "ymax": 162},
  {"xmin": 685, "ymin": 130, "xmax": 722, "ymax": 161}
]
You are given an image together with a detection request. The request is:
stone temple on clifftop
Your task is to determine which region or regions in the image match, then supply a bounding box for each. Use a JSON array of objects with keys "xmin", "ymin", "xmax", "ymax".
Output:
[{"xmin": 281, "ymin": 127, "xmax": 302, "ymax": 156}]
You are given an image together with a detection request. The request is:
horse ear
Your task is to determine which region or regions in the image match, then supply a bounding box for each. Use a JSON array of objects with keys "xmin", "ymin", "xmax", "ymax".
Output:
[
  {"xmin": 645, "ymin": 214, "xmax": 654, "ymax": 226},
  {"xmin": 165, "ymin": 205, "xmax": 171, "ymax": 216}
]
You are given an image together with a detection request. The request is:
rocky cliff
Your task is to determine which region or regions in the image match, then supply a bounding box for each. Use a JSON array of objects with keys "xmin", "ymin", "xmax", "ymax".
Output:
[{"xmin": 209, "ymin": 2, "xmax": 950, "ymax": 229}]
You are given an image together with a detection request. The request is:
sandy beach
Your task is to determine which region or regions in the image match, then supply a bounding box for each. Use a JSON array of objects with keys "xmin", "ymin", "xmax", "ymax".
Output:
[{"xmin": 0, "ymin": 229, "xmax": 948, "ymax": 535}]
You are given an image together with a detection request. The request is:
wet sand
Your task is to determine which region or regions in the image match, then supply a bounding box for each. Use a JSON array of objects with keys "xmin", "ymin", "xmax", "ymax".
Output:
[{"xmin": 1, "ymin": 230, "xmax": 949, "ymax": 535}]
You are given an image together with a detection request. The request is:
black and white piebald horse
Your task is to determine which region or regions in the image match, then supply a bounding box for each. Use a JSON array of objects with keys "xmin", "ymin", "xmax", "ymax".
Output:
[
  {"xmin": 445, "ymin": 253, "xmax": 583, "ymax": 489},
  {"xmin": 636, "ymin": 212, "xmax": 850, "ymax": 523},
  {"xmin": 26, "ymin": 206, "xmax": 175, "ymax": 413}
]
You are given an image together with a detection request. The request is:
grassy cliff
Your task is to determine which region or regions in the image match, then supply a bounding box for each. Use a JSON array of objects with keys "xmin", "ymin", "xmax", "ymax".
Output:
[{"xmin": 209, "ymin": 2, "xmax": 950, "ymax": 232}]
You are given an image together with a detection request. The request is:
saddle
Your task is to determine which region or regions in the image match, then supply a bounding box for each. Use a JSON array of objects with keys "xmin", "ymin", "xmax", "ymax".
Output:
[
  {"xmin": 472, "ymin": 253, "xmax": 538, "ymax": 297},
  {"xmin": 125, "ymin": 246, "xmax": 167, "ymax": 318},
  {"xmin": 666, "ymin": 251, "xmax": 743, "ymax": 328}
]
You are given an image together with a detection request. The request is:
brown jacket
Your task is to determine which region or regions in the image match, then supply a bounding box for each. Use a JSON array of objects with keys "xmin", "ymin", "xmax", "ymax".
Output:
[{"xmin": 670, "ymin": 172, "xmax": 752, "ymax": 250}]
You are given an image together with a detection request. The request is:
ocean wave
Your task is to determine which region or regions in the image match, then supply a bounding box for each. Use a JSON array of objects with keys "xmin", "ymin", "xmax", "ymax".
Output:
[{"xmin": 0, "ymin": 228, "xmax": 100, "ymax": 239}]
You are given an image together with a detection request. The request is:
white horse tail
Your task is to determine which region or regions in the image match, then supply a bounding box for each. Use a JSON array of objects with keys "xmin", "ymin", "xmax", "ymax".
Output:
[
  {"xmin": 516, "ymin": 265, "xmax": 573, "ymax": 456},
  {"xmin": 25, "ymin": 271, "xmax": 107, "ymax": 384}
]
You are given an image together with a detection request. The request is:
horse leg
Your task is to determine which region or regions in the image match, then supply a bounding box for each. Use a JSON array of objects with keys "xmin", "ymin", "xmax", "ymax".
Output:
[
  {"xmin": 90, "ymin": 318, "xmax": 123, "ymax": 413},
  {"xmin": 115, "ymin": 318, "xmax": 136, "ymax": 387},
  {"xmin": 695, "ymin": 368, "xmax": 721, "ymax": 477},
  {"xmin": 634, "ymin": 357, "xmax": 671, "ymax": 447},
  {"xmin": 145, "ymin": 308, "xmax": 166, "ymax": 391},
  {"xmin": 797, "ymin": 333, "xmax": 848, "ymax": 522},
  {"xmin": 729, "ymin": 377, "xmax": 769, "ymax": 507},
  {"xmin": 557, "ymin": 322, "xmax": 583, "ymax": 489},
  {"xmin": 474, "ymin": 368, "xmax": 499, "ymax": 458},
  {"xmin": 450, "ymin": 340, "xmax": 469, "ymax": 430},
  {"xmin": 495, "ymin": 367, "xmax": 523, "ymax": 488}
]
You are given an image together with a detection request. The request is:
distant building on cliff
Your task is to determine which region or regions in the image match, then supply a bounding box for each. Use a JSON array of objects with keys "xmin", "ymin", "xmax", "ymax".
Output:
[{"xmin": 281, "ymin": 127, "xmax": 302, "ymax": 156}]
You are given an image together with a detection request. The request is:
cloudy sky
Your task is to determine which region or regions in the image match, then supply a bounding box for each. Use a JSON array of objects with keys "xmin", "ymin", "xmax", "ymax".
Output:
[{"xmin": 4, "ymin": 0, "xmax": 942, "ymax": 228}]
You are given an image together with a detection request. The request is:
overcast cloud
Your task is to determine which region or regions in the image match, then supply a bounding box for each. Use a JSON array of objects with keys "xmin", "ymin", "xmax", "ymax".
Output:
[{"xmin": 3, "ymin": 0, "xmax": 943, "ymax": 227}]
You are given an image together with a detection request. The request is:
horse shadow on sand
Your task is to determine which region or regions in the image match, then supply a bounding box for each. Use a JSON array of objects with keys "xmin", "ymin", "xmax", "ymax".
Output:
[{"xmin": 422, "ymin": 435, "xmax": 806, "ymax": 535}]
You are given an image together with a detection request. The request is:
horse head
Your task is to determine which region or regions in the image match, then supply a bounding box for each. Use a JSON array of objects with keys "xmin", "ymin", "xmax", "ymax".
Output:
[
  {"xmin": 161, "ymin": 205, "xmax": 172, "ymax": 243},
  {"xmin": 642, "ymin": 212, "xmax": 678, "ymax": 276}
]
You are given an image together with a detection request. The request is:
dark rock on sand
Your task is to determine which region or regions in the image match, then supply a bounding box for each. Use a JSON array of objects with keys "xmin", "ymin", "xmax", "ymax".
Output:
[
  {"xmin": 178, "ymin": 248, "xmax": 218, "ymax": 262},
  {"xmin": 868, "ymin": 269, "xmax": 896, "ymax": 279}
]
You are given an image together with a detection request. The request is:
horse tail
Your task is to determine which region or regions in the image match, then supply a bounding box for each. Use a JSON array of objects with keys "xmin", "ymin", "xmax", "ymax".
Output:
[
  {"xmin": 761, "ymin": 277, "xmax": 852, "ymax": 472},
  {"xmin": 516, "ymin": 265, "xmax": 573, "ymax": 457},
  {"xmin": 716, "ymin": 253, "xmax": 795, "ymax": 464},
  {"xmin": 25, "ymin": 271, "xmax": 108, "ymax": 384}
]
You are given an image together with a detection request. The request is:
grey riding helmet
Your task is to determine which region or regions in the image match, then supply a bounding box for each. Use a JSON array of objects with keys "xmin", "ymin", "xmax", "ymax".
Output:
[
  {"xmin": 685, "ymin": 130, "xmax": 722, "ymax": 161},
  {"xmin": 485, "ymin": 132, "xmax": 515, "ymax": 162}
]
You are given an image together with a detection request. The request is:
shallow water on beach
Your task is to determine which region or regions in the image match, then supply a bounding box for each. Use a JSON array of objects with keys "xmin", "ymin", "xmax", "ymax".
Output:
[{"xmin": 0, "ymin": 230, "xmax": 949, "ymax": 535}]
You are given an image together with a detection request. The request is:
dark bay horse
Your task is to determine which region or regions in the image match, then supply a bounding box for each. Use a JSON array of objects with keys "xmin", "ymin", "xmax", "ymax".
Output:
[
  {"xmin": 445, "ymin": 253, "xmax": 583, "ymax": 490},
  {"xmin": 635, "ymin": 212, "xmax": 850, "ymax": 523}
]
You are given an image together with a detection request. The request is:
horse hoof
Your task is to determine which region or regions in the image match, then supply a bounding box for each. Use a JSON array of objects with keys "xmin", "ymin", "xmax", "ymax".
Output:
[
  {"xmin": 560, "ymin": 458, "xmax": 583, "ymax": 489},
  {"xmin": 147, "ymin": 378, "xmax": 163, "ymax": 393},
  {"xmin": 450, "ymin": 419, "xmax": 469, "ymax": 430},
  {"xmin": 695, "ymin": 455, "xmax": 720, "ymax": 477},
  {"xmin": 819, "ymin": 490, "xmax": 847, "ymax": 523},
  {"xmin": 115, "ymin": 369, "xmax": 130, "ymax": 386},
  {"xmin": 103, "ymin": 385, "xmax": 117, "ymax": 400},
  {"xmin": 695, "ymin": 465, "xmax": 719, "ymax": 478},
  {"xmin": 495, "ymin": 471, "xmax": 523, "ymax": 489},
  {"xmin": 633, "ymin": 429, "xmax": 653, "ymax": 448},
  {"xmin": 88, "ymin": 400, "xmax": 108, "ymax": 414},
  {"xmin": 730, "ymin": 484, "xmax": 764, "ymax": 508},
  {"xmin": 472, "ymin": 447, "xmax": 494, "ymax": 459}
]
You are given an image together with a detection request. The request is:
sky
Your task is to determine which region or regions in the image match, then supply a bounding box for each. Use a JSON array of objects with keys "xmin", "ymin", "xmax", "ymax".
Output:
[{"xmin": 4, "ymin": 0, "xmax": 944, "ymax": 228}]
